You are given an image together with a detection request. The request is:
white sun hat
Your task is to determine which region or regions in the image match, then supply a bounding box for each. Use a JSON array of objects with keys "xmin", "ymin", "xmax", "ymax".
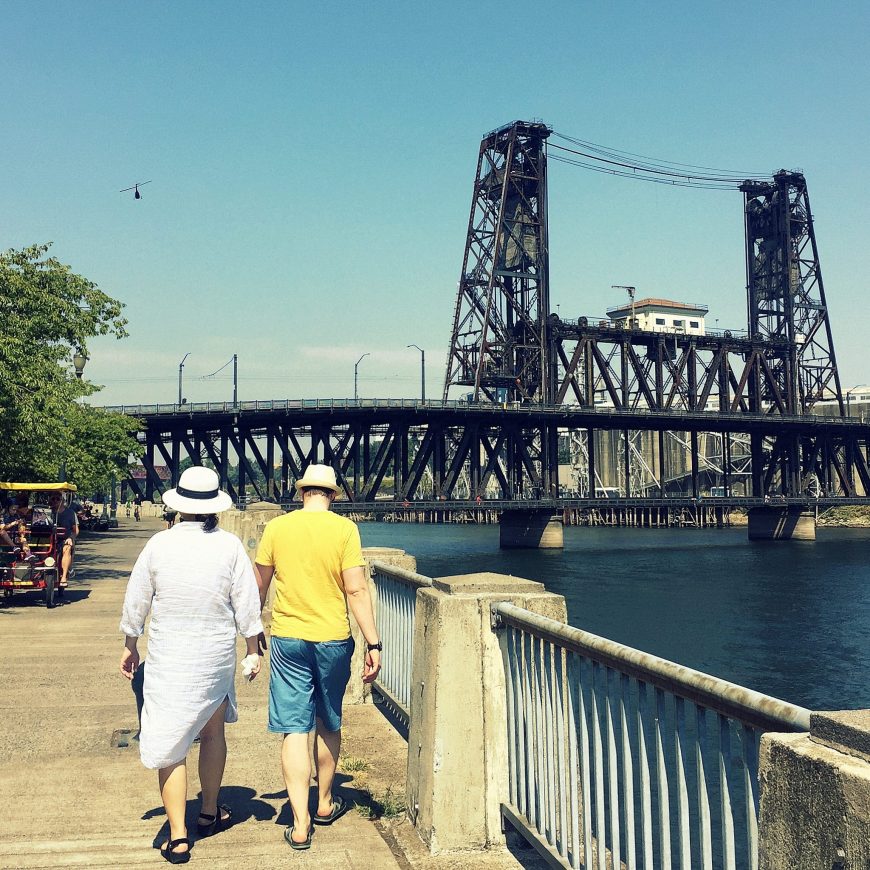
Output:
[
  {"xmin": 162, "ymin": 466, "xmax": 233, "ymax": 514},
  {"xmin": 294, "ymin": 464, "xmax": 341, "ymax": 493}
]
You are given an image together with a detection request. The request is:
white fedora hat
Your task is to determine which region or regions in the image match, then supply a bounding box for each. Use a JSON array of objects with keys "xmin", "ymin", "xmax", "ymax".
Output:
[
  {"xmin": 162, "ymin": 466, "xmax": 233, "ymax": 514},
  {"xmin": 294, "ymin": 464, "xmax": 341, "ymax": 493}
]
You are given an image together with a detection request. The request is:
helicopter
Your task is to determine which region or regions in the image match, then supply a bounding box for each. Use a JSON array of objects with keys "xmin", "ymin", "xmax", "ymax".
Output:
[{"xmin": 119, "ymin": 180, "xmax": 152, "ymax": 200}]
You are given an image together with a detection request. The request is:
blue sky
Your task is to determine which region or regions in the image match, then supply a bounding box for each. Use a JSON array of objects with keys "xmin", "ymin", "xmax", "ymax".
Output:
[{"xmin": 2, "ymin": 1, "xmax": 868, "ymax": 405}]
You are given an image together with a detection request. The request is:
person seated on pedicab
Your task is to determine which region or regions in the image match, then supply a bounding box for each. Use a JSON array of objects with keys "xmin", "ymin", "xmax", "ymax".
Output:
[
  {"xmin": 0, "ymin": 492, "xmax": 35, "ymax": 559},
  {"xmin": 48, "ymin": 491, "xmax": 79, "ymax": 589}
]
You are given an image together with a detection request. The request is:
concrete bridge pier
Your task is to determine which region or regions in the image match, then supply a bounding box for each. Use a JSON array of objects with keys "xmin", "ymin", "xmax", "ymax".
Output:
[
  {"xmin": 748, "ymin": 505, "xmax": 816, "ymax": 541},
  {"xmin": 499, "ymin": 508, "xmax": 564, "ymax": 548}
]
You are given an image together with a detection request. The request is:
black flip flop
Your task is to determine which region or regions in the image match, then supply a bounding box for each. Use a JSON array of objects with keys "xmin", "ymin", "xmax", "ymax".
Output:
[
  {"xmin": 284, "ymin": 824, "xmax": 314, "ymax": 850},
  {"xmin": 313, "ymin": 794, "xmax": 349, "ymax": 826},
  {"xmin": 160, "ymin": 837, "xmax": 191, "ymax": 864}
]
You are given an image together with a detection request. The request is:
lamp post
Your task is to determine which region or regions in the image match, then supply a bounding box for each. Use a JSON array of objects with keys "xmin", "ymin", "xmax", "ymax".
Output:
[
  {"xmin": 178, "ymin": 352, "xmax": 191, "ymax": 405},
  {"xmin": 407, "ymin": 344, "xmax": 425, "ymax": 402},
  {"xmin": 354, "ymin": 353, "xmax": 370, "ymax": 401},
  {"xmin": 61, "ymin": 351, "xmax": 88, "ymax": 482}
]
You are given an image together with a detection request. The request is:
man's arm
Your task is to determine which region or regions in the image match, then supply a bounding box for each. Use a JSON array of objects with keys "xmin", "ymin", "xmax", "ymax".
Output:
[
  {"xmin": 343, "ymin": 565, "xmax": 381, "ymax": 683},
  {"xmin": 254, "ymin": 562, "xmax": 274, "ymax": 654}
]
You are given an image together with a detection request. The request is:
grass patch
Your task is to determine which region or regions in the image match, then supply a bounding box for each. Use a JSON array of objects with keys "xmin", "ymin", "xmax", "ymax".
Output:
[
  {"xmin": 356, "ymin": 785, "xmax": 407, "ymax": 820},
  {"xmin": 339, "ymin": 754, "xmax": 370, "ymax": 773}
]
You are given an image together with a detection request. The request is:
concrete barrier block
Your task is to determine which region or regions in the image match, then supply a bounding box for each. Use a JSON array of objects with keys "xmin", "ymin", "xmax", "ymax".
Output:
[
  {"xmin": 405, "ymin": 572, "xmax": 566, "ymax": 853},
  {"xmin": 759, "ymin": 710, "xmax": 870, "ymax": 870}
]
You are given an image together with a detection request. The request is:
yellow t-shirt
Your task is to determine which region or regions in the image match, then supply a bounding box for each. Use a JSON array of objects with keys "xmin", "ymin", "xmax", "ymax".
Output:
[{"xmin": 255, "ymin": 510, "xmax": 365, "ymax": 642}]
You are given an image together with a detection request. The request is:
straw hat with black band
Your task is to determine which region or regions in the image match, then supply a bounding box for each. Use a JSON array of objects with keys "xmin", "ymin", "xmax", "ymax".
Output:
[{"xmin": 162, "ymin": 467, "xmax": 233, "ymax": 514}]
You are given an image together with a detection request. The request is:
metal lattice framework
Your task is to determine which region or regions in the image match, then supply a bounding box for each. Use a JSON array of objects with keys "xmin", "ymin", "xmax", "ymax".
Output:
[
  {"xmin": 742, "ymin": 171, "xmax": 844, "ymax": 414},
  {"xmin": 444, "ymin": 121, "xmax": 553, "ymax": 403}
]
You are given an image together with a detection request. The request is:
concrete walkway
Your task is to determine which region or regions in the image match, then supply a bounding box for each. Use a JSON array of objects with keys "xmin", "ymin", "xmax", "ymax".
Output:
[{"xmin": 0, "ymin": 518, "xmax": 403, "ymax": 869}]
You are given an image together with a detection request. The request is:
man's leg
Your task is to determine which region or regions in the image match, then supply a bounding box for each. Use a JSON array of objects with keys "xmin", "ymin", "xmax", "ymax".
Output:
[
  {"xmin": 59, "ymin": 539, "xmax": 73, "ymax": 587},
  {"xmin": 314, "ymin": 719, "xmax": 341, "ymax": 818},
  {"xmin": 281, "ymin": 733, "xmax": 312, "ymax": 842}
]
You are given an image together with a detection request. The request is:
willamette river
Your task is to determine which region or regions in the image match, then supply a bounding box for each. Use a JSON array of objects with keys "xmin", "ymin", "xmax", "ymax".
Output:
[{"xmin": 359, "ymin": 523, "xmax": 870, "ymax": 712}]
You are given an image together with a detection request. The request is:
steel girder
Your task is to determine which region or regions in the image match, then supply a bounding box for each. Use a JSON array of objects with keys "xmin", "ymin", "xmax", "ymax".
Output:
[{"xmin": 126, "ymin": 406, "xmax": 870, "ymax": 504}]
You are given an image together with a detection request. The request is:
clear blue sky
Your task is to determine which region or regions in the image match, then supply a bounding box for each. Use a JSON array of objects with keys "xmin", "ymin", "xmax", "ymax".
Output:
[{"xmin": 2, "ymin": 1, "xmax": 868, "ymax": 405}]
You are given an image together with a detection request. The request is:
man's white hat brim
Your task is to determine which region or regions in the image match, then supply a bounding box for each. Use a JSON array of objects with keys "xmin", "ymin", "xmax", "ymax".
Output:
[{"xmin": 162, "ymin": 489, "xmax": 233, "ymax": 514}]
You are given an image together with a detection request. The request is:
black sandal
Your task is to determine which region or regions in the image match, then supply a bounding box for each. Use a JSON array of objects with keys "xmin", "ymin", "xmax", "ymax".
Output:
[
  {"xmin": 197, "ymin": 804, "xmax": 232, "ymax": 837},
  {"xmin": 313, "ymin": 794, "xmax": 349, "ymax": 826},
  {"xmin": 160, "ymin": 837, "xmax": 191, "ymax": 864},
  {"xmin": 284, "ymin": 824, "xmax": 314, "ymax": 850}
]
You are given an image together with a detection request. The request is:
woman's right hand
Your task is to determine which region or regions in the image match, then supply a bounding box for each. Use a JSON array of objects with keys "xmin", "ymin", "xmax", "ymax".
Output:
[{"xmin": 120, "ymin": 646, "xmax": 140, "ymax": 680}]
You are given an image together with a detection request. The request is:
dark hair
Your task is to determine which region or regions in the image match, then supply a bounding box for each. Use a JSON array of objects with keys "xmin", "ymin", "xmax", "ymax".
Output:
[
  {"xmin": 301, "ymin": 486, "xmax": 334, "ymax": 499},
  {"xmin": 194, "ymin": 513, "xmax": 219, "ymax": 532}
]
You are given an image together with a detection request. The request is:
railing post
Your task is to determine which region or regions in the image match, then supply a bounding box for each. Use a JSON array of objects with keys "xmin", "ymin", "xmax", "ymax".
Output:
[
  {"xmin": 759, "ymin": 710, "xmax": 870, "ymax": 869},
  {"xmin": 405, "ymin": 572, "xmax": 566, "ymax": 853}
]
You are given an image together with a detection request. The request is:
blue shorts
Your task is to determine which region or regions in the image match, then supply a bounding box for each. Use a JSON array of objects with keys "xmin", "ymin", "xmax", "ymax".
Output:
[{"xmin": 268, "ymin": 635, "xmax": 355, "ymax": 734}]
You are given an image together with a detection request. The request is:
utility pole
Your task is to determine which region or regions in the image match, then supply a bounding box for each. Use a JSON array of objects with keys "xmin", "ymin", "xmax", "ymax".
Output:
[
  {"xmin": 178, "ymin": 352, "xmax": 191, "ymax": 405},
  {"xmin": 407, "ymin": 344, "xmax": 426, "ymax": 401},
  {"xmin": 354, "ymin": 353, "xmax": 370, "ymax": 401},
  {"xmin": 612, "ymin": 286, "xmax": 637, "ymax": 328},
  {"xmin": 233, "ymin": 354, "xmax": 238, "ymax": 406}
]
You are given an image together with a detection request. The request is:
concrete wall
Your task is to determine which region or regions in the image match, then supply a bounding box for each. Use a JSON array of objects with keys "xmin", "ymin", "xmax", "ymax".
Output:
[{"xmin": 759, "ymin": 711, "xmax": 870, "ymax": 870}]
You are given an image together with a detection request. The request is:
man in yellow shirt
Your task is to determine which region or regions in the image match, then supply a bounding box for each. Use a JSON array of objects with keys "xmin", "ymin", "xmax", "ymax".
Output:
[{"xmin": 254, "ymin": 464, "xmax": 381, "ymax": 851}]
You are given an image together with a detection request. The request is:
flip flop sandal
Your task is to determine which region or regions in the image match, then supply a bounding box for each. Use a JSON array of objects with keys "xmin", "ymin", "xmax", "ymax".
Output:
[
  {"xmin": 313, "ymin": 794, "xmax": 349, "ymax": 826},
  {"xmin": 284, "ymin": 824, "xmax": 314, "ymax": 850},
  {"xmin": 160, "ymin": 837, "xmax": 191, "ymax": 864},
  {"xmin": 197, "ymin": 804, "xmax": 232, "ymax": 837}
]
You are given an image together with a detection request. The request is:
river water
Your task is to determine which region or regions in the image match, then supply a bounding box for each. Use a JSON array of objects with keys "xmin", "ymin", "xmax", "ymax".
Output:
[{"xmin": 359, "ymin": 523, "xmax": 870, "ymax": 712}]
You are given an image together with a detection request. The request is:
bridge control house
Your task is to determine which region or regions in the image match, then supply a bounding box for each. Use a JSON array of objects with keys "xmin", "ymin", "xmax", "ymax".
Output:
[{"xmin": 605, "ymin": 297, "xmax": 708, "ymax": 335}]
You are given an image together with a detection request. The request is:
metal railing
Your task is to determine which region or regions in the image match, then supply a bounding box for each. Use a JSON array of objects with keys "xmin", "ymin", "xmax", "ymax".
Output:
[
  {"xmin": 491, "ymin": 602, "xmax": 811, "ymax": 870},
  {"xmin": 369, "ymin": 560, "xmax": 432, "ymax": 723},
  {"xmin": 99, "ymin": 397, "xmax": 862, "ymax": 428}
]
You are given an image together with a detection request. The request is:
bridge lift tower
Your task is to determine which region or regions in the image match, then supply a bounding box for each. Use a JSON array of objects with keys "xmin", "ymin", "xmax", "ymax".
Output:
[{"xmin": 444, "ymin": 120, "xmax": 554, "ymax": 404}]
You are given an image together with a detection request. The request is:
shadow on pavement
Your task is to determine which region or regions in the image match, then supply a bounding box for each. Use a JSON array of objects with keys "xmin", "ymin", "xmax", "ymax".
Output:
[{"xmin": 145, "ymin": 786, "xmax": 278, "ymax": 848}]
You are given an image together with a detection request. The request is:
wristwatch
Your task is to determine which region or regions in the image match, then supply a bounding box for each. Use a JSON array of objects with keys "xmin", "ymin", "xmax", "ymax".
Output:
[{"xmin": 367, "ymin": 642, "xmax": 383, "ymax": 652}]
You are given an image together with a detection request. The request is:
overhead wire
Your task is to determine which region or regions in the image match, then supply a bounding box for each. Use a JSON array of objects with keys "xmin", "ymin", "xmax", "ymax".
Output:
[{"xmin": 548, "ymin": 132, "xmax": 772, "ymax": 189}]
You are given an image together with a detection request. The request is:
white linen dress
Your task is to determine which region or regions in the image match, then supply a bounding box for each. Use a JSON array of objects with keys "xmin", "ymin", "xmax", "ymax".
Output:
[{"xmin": 119, "ymin": 522, "xmax": 264, "ymax": 769}]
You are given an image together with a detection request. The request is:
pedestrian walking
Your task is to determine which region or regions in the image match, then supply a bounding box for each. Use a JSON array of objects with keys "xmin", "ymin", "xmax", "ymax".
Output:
[
  {"xmin": 254, "ymin": 464, "xmax": 381, "ymax": 850},
  {"xmin": 119, "ymin": 467, "xmax": 264, "ymax": 864}
]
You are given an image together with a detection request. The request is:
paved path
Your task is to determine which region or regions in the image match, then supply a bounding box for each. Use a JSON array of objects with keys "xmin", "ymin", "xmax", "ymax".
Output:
[{"xmin": 0, "ymin": 518, "xmax": 403, "ymax": 869}]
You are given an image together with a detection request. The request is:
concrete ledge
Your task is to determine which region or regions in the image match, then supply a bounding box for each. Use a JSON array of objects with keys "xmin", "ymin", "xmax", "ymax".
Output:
[
  {"xmin": 811, "ymin": 710, "xmax": 870, "ymax": 764},
  {"xmin": 433, "ymin": 572, "xmax": 545, "ymax": 594}
]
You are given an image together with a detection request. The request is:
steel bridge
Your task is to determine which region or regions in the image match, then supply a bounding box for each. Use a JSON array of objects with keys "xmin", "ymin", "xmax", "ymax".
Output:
[
  {"xmin": 115, "ymin": 121, "xmax": 870, "ymax": 510},
  {"xmin": 111, "ymin": 398, "xmax": 870, "ymax": 507}
]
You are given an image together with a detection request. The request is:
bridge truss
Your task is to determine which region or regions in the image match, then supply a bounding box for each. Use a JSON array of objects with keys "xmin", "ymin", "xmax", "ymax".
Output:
[{"xmin": 117, "ymin": 401, "xmax": 870, "ymax": 507}]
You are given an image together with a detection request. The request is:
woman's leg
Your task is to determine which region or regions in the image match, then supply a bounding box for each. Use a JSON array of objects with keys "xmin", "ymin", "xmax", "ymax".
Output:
[
  {"xmin": 158, "ymin": 760, "xmax": 189, "ymax": 854},
  {"xmin": 198, "ymin": 698, "xmax": 229, "ymax": 821}
]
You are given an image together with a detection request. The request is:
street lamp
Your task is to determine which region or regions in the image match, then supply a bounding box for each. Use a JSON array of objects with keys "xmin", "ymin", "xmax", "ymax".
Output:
[
  {"xmin": 178, "ymin": 352, "xmax": 191, "ymax": 405},
  {"xmin": 72, "ymin": 351, "xmax": 88, "ymax": 379},
  {"xmin": 407, "ymin": 344, "xmax": 425, "ymax": 402},
  {"xmin": 354, "ymin": 353, "xmax": 370, "ymax": 401}
]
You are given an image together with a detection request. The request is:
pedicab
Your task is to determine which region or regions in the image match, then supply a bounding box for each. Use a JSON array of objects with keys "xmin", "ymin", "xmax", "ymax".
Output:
[{"xmin": 0, "ymin": 482, "xmax": 77, "ymax": 609}]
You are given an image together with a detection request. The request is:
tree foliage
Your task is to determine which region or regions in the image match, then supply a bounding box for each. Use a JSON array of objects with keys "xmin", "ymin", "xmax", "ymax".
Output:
[{"xmin": 0, "ymin": 244, "xmax": 143, "ymax": 491}]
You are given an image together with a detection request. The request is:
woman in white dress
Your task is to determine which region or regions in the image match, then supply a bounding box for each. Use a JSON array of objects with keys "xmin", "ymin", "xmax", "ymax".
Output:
[{"xmin": 119, "ymin": 467, "xmax": 264, "ymax": 864}]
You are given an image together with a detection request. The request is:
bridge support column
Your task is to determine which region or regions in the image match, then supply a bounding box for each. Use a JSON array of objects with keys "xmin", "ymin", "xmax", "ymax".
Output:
[
  {"xmin": 499, "ymin": 509, "xmax": 564, "ymax": 549},
  {"xmin": 759, "ymin": 710, "xmax": 870, "ymax": 870},
  {"xmin": 406, "ymin": 572, "xmax": 566, "ymax": 853},
  {"xmin": 748, "ymin": 506, "xmax": 816, "ymax": 541}
]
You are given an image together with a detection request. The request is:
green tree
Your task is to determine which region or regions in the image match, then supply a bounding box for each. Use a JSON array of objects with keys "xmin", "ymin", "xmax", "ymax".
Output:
[{"xmin": 0, "ymin": 243, "xmax": 142, "ymax": 489}]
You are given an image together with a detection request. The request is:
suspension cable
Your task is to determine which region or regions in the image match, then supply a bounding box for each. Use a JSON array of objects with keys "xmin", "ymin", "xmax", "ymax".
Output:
[{"xmin": 549, "ymin": 132, "xmax": 771, "ymax": 188}]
